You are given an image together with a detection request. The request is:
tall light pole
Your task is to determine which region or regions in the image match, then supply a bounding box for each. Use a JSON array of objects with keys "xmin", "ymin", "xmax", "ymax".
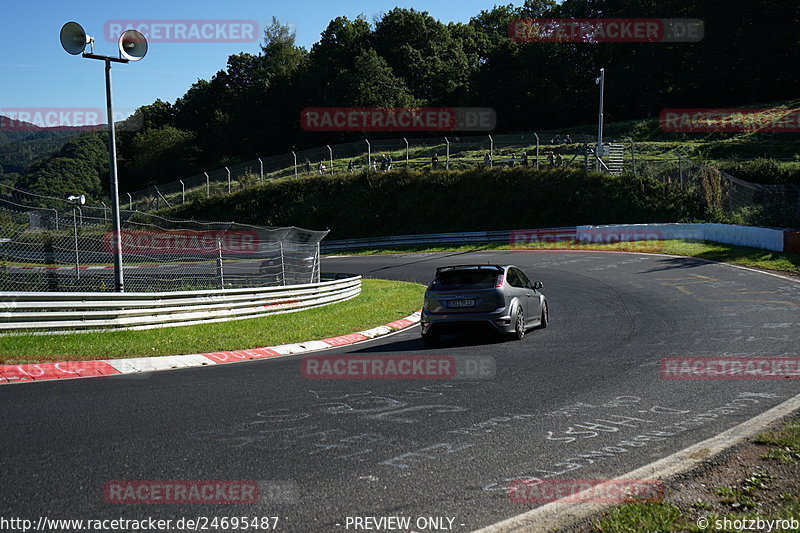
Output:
[
  {"xmin": 595, "ymin": 68, "xmax": 605, "ymax": 172},
  {"xmin": 60, "ymin": 22, "xmax": 148, "ymax": 292}
]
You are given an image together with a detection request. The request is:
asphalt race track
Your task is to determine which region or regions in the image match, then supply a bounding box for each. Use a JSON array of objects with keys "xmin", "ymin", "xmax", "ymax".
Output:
[{"xmin": 2, "ymin": 250, "xmax": 799, "ymax": 532}]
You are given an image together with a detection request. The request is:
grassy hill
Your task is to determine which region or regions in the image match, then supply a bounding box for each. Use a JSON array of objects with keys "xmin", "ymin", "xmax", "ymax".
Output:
[{"xmin": 163, "ymin": 167, "xmax": 707, "ymax": 240}]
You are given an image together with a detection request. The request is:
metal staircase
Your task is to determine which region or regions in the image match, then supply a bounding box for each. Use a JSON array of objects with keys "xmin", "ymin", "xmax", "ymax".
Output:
[{"xmin": 584, "ymin": 143, "xmax": 625, "ymax": 174}]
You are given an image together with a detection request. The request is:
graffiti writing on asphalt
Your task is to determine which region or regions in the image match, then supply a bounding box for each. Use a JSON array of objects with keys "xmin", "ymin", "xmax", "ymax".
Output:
[
  {"xmin": 482, "ymin": 392, "xmax": 780, "ymax": 492},
  {"xmin": 189, "ymin": 384, "xmax": 476, "ymax": 463}
]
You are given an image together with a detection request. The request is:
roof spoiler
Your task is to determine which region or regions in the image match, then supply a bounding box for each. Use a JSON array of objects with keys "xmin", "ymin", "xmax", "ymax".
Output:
[{"xmin": 435, "ymin": 265, "xmax": 504, "ymax": 275}]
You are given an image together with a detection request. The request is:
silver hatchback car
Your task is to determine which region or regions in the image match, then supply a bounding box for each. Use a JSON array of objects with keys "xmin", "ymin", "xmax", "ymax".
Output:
[{"xmin": 421, "ymin": 264, "xmax": 548, "ymax": 344}]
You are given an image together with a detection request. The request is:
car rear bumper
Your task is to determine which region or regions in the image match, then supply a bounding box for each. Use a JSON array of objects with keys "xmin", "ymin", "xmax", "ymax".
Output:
[{"xmin": 421, "ymin": 308, "xmax": 515, "ymax": 335}]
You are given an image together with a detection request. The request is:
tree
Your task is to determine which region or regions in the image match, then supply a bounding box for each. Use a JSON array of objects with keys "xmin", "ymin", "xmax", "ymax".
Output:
[
  {"xmin": 372, "ymin": 8, "xmax": 474, "ymax": 104},
  {"xmin": 124, "ymin": 126, "xmax": 197, "ymax": 190},
  {"xmin": 341, "ymin": 49, "xmax": 419, "ymax": 107}
]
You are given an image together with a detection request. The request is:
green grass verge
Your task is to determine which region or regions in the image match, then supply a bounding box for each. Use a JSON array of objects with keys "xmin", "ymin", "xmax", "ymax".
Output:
[
  {"xmin": 330, "ymin": 239, "xmax": 800, "ymax": 277},
  {"xmin": 756, "ymin": 419, "xmax": 800, "ymax": 464},
  {"xmin": 592, "ymin": 419, "xmax": 800, "ymax": 532},
  {"xmin": 0, "ymin": 278, "xmax": 425, "ymax": 364}
]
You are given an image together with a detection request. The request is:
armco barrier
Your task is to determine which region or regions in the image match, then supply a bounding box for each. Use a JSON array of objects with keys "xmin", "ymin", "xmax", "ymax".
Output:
[
  {"xmin": 0, "ymin": 275, "xmax": 361, "ymax": 334},
  {"xmin": 321, "ymin": 224, "xmax": 796, "ymax": 254},
  {"xmin": 322, "ymin": 230, "xmax": 526, "ymax": 252},
  {"xmin": 577, "ymin": 223, "xmax": 786, "ymax": 252}
]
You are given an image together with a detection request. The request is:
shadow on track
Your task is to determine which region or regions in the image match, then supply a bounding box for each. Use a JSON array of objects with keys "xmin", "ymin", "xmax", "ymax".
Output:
[
  {"xmin": 640, "ymin": 256, "xmax": 711, "ymax": 273},
  {"xmin": 352, "ymin": 332, "xmax": 508, "ymax": 354}
]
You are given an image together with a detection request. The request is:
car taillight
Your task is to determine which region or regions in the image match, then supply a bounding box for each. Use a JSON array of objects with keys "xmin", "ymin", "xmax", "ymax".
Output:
[{"xmin": 495, "ymin": 274, "xmax": 505, "ymax": 287}]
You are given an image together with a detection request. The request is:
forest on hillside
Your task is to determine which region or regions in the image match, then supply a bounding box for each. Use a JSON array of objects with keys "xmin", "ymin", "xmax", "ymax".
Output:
[{"xmin": 2, "ymin": 0, "xmax": 798, "ymax": 201}]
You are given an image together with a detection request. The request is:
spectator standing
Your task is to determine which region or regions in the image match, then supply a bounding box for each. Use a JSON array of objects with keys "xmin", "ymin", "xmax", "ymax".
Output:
[
  {"xmin": 305, "ymin": 160, "xmax": 312, "ymax": 173},
  {"xmin": 318, "ymin": 162, "xmax": 326, "ymax": 175},
  {"xmin": 348, "ymin": 160, "xmax": 355, "ymax": 173},
  {"xmin": 548, "ymin": 153, "xmax": 555, "ymax": 167},
  {"xmin": 556, "ymin": 154, "xmax": 563, "ymax": 167},
  {"xmin": 432, "ymin": 153, "xmax": 439, "ymax": 169},
  {"xmin": 522, "ymin": 152, "xmax": 529, "ymax": 167},
  {"xmin": 484, "ymin": 152, "xmax": 492, "ymax": 167}
]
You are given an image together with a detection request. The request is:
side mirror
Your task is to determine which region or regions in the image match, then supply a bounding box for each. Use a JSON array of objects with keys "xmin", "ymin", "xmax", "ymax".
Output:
[{"xmin": 533, "ymin": 281, "xmax": 543, "ymax": 290}]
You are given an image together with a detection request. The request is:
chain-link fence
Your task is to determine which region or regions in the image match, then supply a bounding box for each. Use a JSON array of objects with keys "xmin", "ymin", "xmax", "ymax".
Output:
[
  {"xmin": 0, "ymin": 184, "xmax": 327, "ymax": 293},
  {"xmin": 627, "ymin": 155, "xmax": 800, "ymax": 228},
  {"xmin": 123, "ymin": 133, "xmax": 598, "ymax": 210}
]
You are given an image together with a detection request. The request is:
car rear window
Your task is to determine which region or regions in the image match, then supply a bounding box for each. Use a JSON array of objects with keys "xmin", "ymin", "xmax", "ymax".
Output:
[{"xmin": 431, "ymin": 269, "xmax": 499, "ymax": 290}]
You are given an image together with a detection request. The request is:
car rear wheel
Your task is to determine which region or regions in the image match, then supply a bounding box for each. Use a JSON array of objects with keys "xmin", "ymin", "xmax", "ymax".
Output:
[
  {"xmin": 512, "ymin": 307, "xmax": 525, "ymax": 340},
  {"xmin": 538, "ymin": 301, "xmax": 549, "ymax": 329}
]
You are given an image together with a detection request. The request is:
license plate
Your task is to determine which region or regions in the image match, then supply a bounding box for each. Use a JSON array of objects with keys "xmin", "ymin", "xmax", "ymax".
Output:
[{"xmin": 446, "ymin": 299, "xmax": 475, "ymax": 308}]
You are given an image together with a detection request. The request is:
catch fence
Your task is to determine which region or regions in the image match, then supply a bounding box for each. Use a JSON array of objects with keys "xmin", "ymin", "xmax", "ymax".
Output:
[{"xmin": 0, "ymin": 185, "xmax": 327, "ymax": 292}]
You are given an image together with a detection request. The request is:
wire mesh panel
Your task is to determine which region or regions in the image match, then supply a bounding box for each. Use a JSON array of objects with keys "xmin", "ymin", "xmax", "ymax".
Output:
[
  {"xmin": 0, "ymin": 185, "xmax": 328, "ymax": 293},
  {"xmin": 634, "ymin": 156, "xmax": 799, "ymax": 228}
]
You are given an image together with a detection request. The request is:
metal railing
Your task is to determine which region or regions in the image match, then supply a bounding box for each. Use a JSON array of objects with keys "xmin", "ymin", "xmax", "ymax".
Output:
[
  {"xmin": 321, "ymin": 224, "xmax": 794, "ymax": 254},
  {"xmin": 0, "ymin": 275, "xmax": 361, "ymax": 333},
  {"xmin": 322, "ymin": 230, "xmax": 520, "ymax": 253}
]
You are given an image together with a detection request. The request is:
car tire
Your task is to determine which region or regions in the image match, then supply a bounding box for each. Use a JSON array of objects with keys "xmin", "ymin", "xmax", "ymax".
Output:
[
  {"xmin": 512, "ymin": 307, "xmax": 526, "ymax": 340},
  {"xmin": 538, "ymin": 301, "xmax": 549, "ymax": 329},
  {"xmin": 421, "ymin": 330, "xmax": 440, "ymax": 345}
]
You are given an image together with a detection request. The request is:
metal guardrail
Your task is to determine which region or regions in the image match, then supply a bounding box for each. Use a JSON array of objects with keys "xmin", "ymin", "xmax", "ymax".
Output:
[
  {"xmin": 321, "ymin": 224, "xmax": 798, "ymax": 254},
  {"xmin": 321, "ymin": 230, "xmax": 518, "ymax": 252},
  {"xmin": 0, "ymin": 275, "xmax": 361, "ymax": 334}
]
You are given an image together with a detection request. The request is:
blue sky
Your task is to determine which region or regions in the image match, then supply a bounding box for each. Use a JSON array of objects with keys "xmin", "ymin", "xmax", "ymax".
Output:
[{"xmin": 0, "ymin": 0, "xmax": 502, "ymax": 126}]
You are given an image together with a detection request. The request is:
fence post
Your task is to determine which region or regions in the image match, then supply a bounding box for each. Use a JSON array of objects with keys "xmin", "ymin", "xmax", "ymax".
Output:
[
  {"xmin": 258, "ymin": 158, "xmax": 263, "ymax": 181},
  {"xmin": 205, "ymin": 172, "xmax": 210, "ymax": 196},
  {"xmin": 489, "ymin": 135, "xmax": 494, "ymax": 161},
  {"xmin": 292, "ymin": 151, "xmax": 297, "ymax": 177},
  {"xmin": 584, "ymin": 142, "xmax": 589, "ymax": 170},
  {"xmin": 51, "ymin": 208, "xmax": 59, "ymax": 231},
  {"xmin": 127, "ymin": 192, "xmax": 132, "ymax": 211},
  {"xmin": 629, "ymin": 138, "xmax": 637, "ymax": 175},
  {"xmin": 445, "ymin": 137, "xmax": 450, "ymax": 170},
  {"xmin": 534, "ymin": 133, "xmax": 540, "ymax": 169},
  {"xmin": 678, "ymin": 157, "xmax": 684, "ymax": 189},
  {"xmin": 216, "ymin": 235, "xmax": 225, "ymax": 289},
  {"xmin": 327, "ymin": 145, "xmax": 333, "ymax": 173},
  {"xmin": 279, "ymin": 241, "xmax": 286, "ymax": 286},
  {"xmin": 404, "ymin": 138, "xmax": 409, "ymax": 168},
  {"xmin": 225, "ymin": 167, "xmax": 231, "ymax": 193},
  {"xmin": 365, "ymin": 140, "xmax": 371, "ymax": 169},
  {"xmin": 179, "ymin": 180, "xmax": 185, "ymax": 204},
  {"xmin": 315, "ymin": 242, "xmax": 320, "ymax": 283},
  {"xmin": 101, "ymin": 201, "xmax": 108, "ymax": 223},
  {"xmin": 72, "ymin": 207, "xmax": 80, "ymax": 282}
]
